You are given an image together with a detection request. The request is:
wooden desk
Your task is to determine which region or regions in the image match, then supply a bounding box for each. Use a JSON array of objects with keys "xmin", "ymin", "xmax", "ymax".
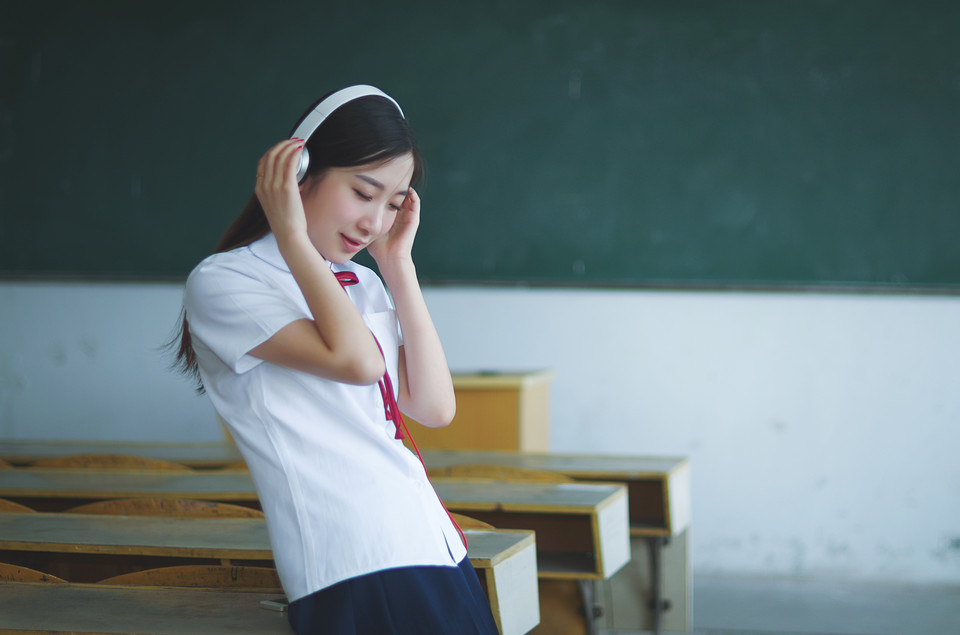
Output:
[
  {"xmin": 0, "ymin": 512, "xmax": 272, "ymax": 563},
  {"xmin": 0, "ymin": 444, "xmax": 689, "ymax": 537},
  {"xmin": 463, "ymin": 529, "xmax": 540, "ymax": 635},
  {"xmin": 433, "ymin": 478, "xmax": 630, "ymax": 581},
  {"xmin": 0, "ymin": 510, "xmax": 275, "ymax": 586},
  {"xmin": 424, "ymin": 450, "xmax": 690, "ymax": 537},
  {"xmin": 0, "ymin": 583, "xmax": 293, "ymax": 634},
  {"xmin": 0, "ymin": 469, "xmax": 627, "ymax": 582},
  {"xmin": 0, "ymin": 469, "xmax": 259, "ymax": 511},
  {"xmin": 423, "ymin": 450, "xmax": 692, "ymax": 634},
  {"xmin": 0, "ymin": 512, "xmax": 539, "ymax": 635},
  {"xmin": 0, "ymin": 439, "xmax": 244, "ymax": 469},
  {"xmin": 405, "ymin": 371, "xmax": 555, "ymax": 452}
]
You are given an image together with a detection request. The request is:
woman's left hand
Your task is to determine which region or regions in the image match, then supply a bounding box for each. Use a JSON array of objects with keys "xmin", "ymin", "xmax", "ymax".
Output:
[{"xmin": 368, "ymin": 187, "xmax": 421, "ymax": 267}]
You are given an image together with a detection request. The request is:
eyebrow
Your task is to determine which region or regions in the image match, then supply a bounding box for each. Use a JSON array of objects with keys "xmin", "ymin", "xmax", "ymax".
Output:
[{"xmin": 355, "ymin": 174, "xmax": 407, "ymax": 198}]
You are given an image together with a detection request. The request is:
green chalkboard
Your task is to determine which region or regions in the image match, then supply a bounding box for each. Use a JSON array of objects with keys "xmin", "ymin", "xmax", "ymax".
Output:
[{"xmin": 2, "ymin": 1, "xmax": 959, "ymax": 290}]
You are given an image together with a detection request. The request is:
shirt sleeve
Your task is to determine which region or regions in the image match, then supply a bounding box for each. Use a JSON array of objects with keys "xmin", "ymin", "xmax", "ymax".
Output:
[{"xmin": 184, "ymin": 257, "xmax": 309, "ymax": 374}]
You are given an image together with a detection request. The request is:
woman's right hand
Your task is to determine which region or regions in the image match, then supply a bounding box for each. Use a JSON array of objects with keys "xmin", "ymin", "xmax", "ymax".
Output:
[{"xmin": 254, "ymin": 138, "xmax": 308, "ymax": 241}]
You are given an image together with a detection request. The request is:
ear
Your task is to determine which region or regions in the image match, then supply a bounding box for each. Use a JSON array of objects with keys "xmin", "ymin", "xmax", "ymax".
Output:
[
  {"xmin": 297, "ymin": 174, "xmax": 315, "ymax": 195},
  {"xmin": 298, "ymin": 170, "xmax": 325, "ymax": 194}
]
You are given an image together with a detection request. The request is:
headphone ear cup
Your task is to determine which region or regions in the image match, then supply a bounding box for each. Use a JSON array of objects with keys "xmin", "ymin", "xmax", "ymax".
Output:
[{"xmin": 296, "ymin": 146, "xmax": 310, "ymax": 183}]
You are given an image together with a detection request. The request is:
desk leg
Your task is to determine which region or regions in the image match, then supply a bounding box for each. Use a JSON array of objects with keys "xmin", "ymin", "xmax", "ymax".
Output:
[
  {"xmin": 592, "ymin": 531, "xmax": 691, "ymax": 633},
  {"xmin": 578, "ymin": 580, "xmax": 599, "ymax": 635},
  {"xmin": 647, "ymin": 536, "xmax": 665, "ymax": 635}
]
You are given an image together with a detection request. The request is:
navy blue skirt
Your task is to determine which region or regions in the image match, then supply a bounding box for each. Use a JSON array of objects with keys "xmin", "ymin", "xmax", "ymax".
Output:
[{"xmin": 287, "ymin": 557, "xmax": 499, "ymax": 634}]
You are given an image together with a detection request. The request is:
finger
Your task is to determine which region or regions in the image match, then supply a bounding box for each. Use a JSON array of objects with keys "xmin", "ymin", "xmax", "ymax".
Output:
[
  {"xmin": 272, "ymin": 139, "xmax": 304, "ymax": 185},
  {"xmin": 283, "ymin": 138, "xmax": 305, "ymax": 181},
  {"xmin": 255, "ymin": 157, "xmax": 267, "ymax": 190},
  {"xmin": 256, "ymin": 140, "xmax": 300, "ymax": 204},
  {"xmin": 258, "ymin": 141, "xmax": 285, "ymax": 185},
  {"xmin": 403, "ymin": 186, "xmax": 420, "ymax": 212},
  {"xmin": 264, "ymin": 139, "xmax": 303, "ymax": 189},
  {"xmin": 255, "ymin": 146, "xmax": 276, "ymax": 184}
]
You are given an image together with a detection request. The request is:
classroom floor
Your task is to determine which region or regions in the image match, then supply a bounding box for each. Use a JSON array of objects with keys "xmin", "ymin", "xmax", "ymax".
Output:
[{"xmin": 602, "ymin": 574, "xmax": 960, "ymax": 635}]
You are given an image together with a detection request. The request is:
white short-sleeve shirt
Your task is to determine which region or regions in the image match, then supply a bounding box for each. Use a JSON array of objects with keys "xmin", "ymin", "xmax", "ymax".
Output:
[{"xmin": 183, "ymin": 232, "xmax": 465, "ymax": 602}]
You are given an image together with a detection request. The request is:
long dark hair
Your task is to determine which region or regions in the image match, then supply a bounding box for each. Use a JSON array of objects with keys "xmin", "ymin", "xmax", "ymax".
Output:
[{"xmin": 171, "ymin": 91, "xmax": 424, "ymax": 392}]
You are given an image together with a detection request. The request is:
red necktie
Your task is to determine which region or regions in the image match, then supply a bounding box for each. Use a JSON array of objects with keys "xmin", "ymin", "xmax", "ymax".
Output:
[{"xmin": 336, "ymin": 270, "xmax": 467, "ymax": 549}]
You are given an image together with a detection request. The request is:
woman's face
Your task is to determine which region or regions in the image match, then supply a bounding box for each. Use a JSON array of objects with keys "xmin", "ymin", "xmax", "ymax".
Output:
[{"xmin": 299, "ymin": 153, "xmax": 414, "ymax": 263}]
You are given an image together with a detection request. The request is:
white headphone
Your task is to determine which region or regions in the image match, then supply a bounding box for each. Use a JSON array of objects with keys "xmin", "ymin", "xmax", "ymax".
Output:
[{"xmin": 290, "ymin": 85, "xmax": 405, "ymax": 183}]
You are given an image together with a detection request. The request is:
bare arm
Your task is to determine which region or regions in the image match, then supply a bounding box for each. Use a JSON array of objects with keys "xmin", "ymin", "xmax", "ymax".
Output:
[
  {"xmin": 248, "ymin": 139, "xmax": 384, "ymax": 385},
  {"xmin": 370, "ymin": 188, "xmax": 456, "ymax": 427}
]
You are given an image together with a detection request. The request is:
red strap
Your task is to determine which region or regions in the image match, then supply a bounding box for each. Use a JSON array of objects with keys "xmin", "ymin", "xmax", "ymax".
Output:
[
  {"xmin": 335, "ymin": 269, "xmax": 467, "ymax": 550},
  {"xmin": 395, "ymin": 406, "xmax": 469, "ymax": 551}
]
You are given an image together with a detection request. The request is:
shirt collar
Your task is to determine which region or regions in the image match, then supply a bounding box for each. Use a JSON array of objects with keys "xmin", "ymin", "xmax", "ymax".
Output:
[
  {"xmin": 248, "ymin": 232, "xmax": 290, "ymax": 271},
  {"xmin": 248, "ymin": 232, "xmax": 341, "ymax": 275}
]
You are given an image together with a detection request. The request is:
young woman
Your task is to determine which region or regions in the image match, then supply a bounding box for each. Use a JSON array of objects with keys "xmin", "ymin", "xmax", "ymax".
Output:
[{"xmin": 175, "ymin": 86, "xmax": 498, "ymax": 634}]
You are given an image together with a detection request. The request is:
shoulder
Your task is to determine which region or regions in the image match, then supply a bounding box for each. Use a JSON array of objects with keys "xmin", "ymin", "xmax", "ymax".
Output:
[
  {"xmin": 186, "ymin": 248, "xmax": 257, "ymax": 291},
  {"xmin": 183, "ymin": 246, "xmax": 286, "ymax": 315}
]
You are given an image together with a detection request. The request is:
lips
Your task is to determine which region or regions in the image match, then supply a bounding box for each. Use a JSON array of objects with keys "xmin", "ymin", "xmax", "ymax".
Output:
[{"xmin": 341, "ymin": 234, "xmax": 366, "ymax": 251}]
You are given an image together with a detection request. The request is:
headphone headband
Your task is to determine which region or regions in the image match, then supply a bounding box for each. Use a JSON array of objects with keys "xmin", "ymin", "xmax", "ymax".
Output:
[{"xmin": 292, "ymin": 85, "xmax": 404, "ymax": 182}]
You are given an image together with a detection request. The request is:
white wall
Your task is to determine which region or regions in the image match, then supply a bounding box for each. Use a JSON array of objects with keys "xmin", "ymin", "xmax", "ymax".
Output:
[
  {"xmin": 0, "ymin": 281, "xmax": 218, "ymax": 442},
  {"xmin": 2, "ymin": 280, "xmax": 959, "ymax": 584}
]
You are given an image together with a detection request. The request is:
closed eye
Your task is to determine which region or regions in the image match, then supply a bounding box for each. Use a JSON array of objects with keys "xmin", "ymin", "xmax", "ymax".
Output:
[{"xmin": 353, "ymin": 189, "xmax": 373, "ymax": 202}]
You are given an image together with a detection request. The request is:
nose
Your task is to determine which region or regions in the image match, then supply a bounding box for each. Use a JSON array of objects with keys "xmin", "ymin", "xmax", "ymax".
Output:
[{"xmin": 357, "ymin": 205, "xmax": 390, "ymax": 236}]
